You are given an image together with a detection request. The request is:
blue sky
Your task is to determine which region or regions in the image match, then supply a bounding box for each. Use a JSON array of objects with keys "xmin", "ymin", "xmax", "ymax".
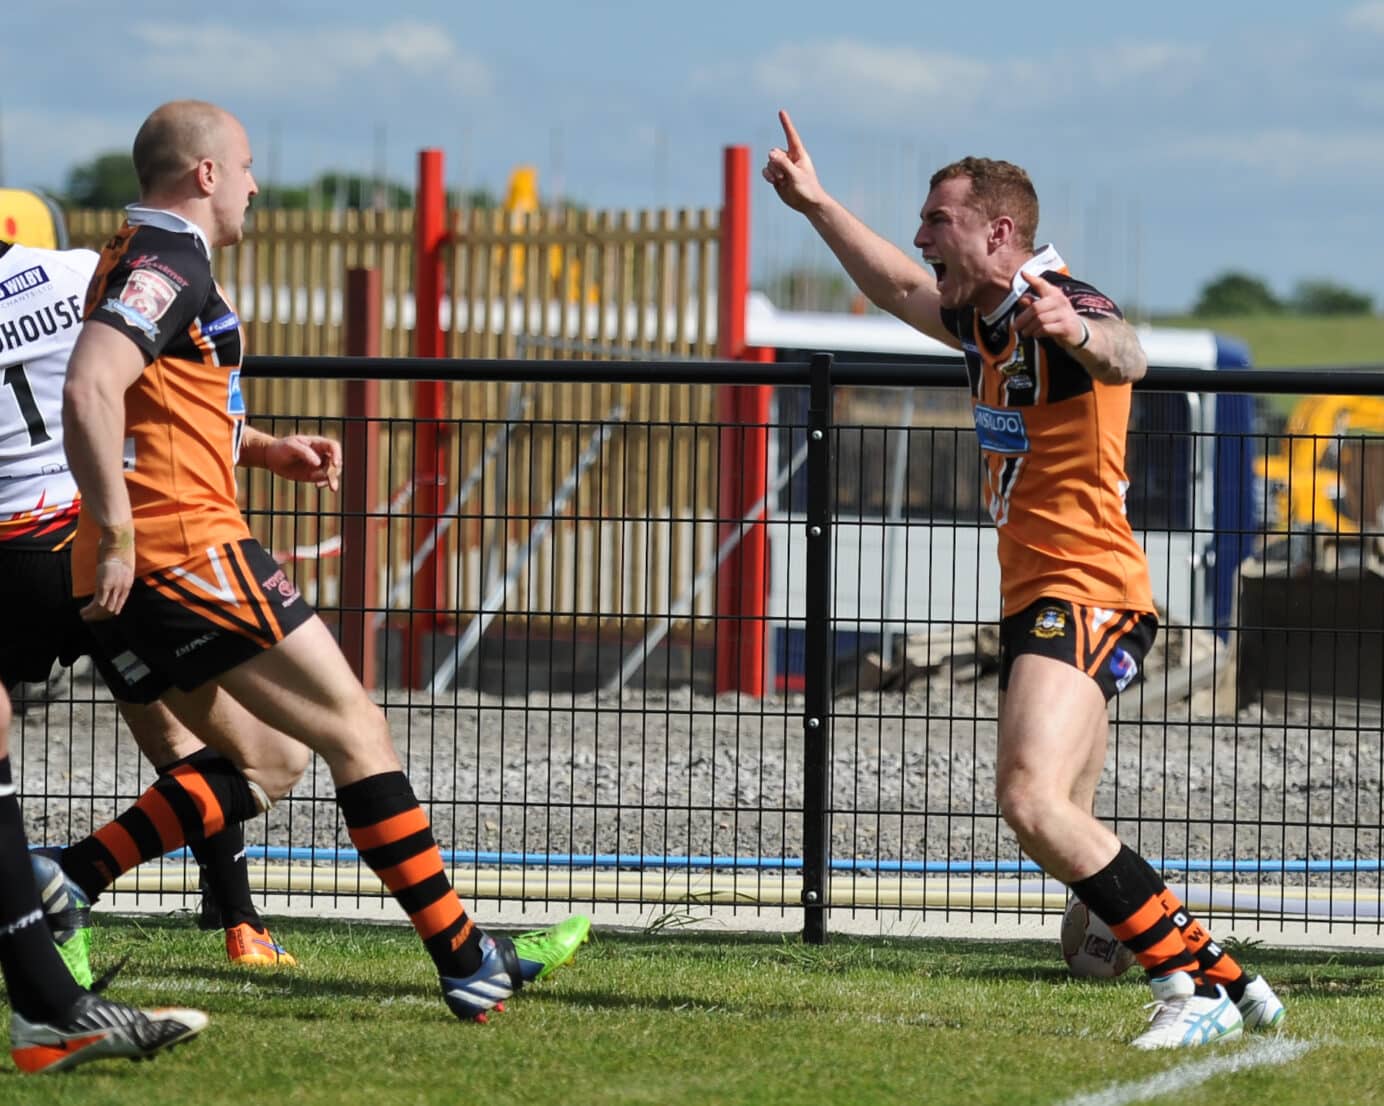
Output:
[{"xmin": 5, "ymin": 1, "xmax": 1383, "ymax": 313}]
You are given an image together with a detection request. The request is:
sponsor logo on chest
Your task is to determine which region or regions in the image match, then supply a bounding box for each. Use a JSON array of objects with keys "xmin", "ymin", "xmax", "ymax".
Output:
[
  {"xmin": 0, "ymin": 265, "xmax": 49, "ymax": 301},
  {"xmin": 973, "ymin": 404, "xmax": 1030, "ymax": 454}
]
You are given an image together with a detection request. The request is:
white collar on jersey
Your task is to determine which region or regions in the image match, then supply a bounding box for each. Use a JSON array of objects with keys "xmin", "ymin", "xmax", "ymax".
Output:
[
  {"xmin": 124, "ymin": 205, "xmax": 212, "ymax": 259},
  {"xmin": 981, "ymin": 243, "xmax": 1067, "ymax": 326}
]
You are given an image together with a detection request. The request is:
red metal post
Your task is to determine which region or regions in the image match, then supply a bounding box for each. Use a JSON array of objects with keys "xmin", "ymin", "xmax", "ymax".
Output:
[
  {"xmin": 715, "ymin": 144, "xmax": 770, "ymax": 697},
  {"xmin": 341, "ymin": 268, "xmax": 380, "ymax": 688},
  {"xmin": 407, "ymin": 148, "xmax": 450, "ymax": 687}
]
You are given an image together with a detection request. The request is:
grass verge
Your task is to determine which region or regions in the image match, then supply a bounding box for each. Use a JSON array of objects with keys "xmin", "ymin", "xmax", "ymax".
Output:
[{"xmin": 3, "ymin": 915, "xmax": 1382, "ymax": 1106}]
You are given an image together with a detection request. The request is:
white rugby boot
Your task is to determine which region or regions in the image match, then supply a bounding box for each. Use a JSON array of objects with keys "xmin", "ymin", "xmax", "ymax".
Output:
[
  {"xmin": 1131, "ymin": 971, "xmax": 1243, "ymax": 1050},
  {"xmin": 1236, "ymin": 974, "xmax": 1286, "ymax": 1031}
]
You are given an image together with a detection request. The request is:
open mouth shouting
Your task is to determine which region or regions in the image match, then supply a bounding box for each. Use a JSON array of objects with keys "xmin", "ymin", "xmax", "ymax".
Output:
[{"xmin": 926, "ymin": 256, "xmax": 947, "ymax": 290}]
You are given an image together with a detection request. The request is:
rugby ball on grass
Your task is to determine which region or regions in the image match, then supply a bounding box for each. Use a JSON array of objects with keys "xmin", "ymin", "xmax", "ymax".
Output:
[{"xmin": 1061, "ymin": 896, "xmax": 1136, "ymax": 979}]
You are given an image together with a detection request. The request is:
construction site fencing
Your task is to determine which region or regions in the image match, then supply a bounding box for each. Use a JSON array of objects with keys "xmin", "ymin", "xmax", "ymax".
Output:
[{"xmin": 13, "ymin": 354, "xmax": 1384, "ymax": 946}]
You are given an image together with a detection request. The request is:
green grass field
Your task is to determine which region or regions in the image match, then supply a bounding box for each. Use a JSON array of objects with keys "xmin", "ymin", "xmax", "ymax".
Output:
[
  {"xmin": 1152, "ymin": 314, "xmax": 1384, "ymax": 369},
  {"xmin": 4, "ymin": 915, "xmax": 1383, "ymax": 1106}
]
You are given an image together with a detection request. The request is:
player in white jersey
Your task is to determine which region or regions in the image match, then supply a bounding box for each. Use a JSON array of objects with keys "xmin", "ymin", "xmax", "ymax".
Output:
[
  {"xmin": 0, "ymin": 239, "xmax": 307, "ymax": 972},
  {"xmin": 0, "ymin": 242, "xmax": 90, "ymax": 549}
]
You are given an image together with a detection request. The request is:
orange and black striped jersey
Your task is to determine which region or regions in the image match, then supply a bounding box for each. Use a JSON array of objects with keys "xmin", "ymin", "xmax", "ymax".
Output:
[
  {"xmin": 941, "ymin": 255, "xmax": 1155, "ymax": 618},
  {"xmin": 71, "ymin": 209, "xmax": 249, "ymax": 593}
]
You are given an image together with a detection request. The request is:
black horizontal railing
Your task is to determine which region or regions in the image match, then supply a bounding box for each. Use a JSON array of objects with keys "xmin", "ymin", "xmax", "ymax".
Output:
[
  {"xmin": 16, "ymin": 352, "xmax": 1384, "ymax": 947},
  {"xmin": 242, "ymin": 353, "xmax": 1384, "ymax": 395}
]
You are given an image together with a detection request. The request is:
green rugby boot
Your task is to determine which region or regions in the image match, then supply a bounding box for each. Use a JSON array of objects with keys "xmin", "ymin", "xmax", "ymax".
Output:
[
  {"xmin": 510, "ymin": 914, "xmax": 591, "ymax": 983},
  {"xmin": 30, "ymin": 852, "xmax": 93, "ymax": 989}
]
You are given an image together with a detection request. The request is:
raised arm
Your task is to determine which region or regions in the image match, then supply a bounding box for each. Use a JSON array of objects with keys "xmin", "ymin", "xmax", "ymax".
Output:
[
  {"xmin": 762, "ymin": 110, "xmax": 958, "ymax": 349},
  {"xmin": 1012, "ymin": 271, "xmax": 1148, "ymax": 385},
  {"xmin": 62, "ymin": 322, "xmax": 146, "ymax": 618}
]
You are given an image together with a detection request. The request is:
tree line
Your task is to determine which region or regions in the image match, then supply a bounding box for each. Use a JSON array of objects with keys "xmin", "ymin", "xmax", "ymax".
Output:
[
  {"xmin": 1192, "ymin": 272, "xmax": 1374, "ymax": 317},
  {"xmin": 61, "ymin": 151, "xmax": 498, "ymax": 212}
]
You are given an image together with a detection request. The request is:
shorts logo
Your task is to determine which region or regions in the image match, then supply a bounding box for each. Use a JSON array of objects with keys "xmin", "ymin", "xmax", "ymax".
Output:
[
  {"xmin": 973, "ymin": 404, "xmax": 1029, "ymax": 454},
  {"xmin": 1031, "ymin": 606, "xmax": 1068, "ymax": 639},
  {"xmin": 174, "ymin": 632, "xmax": 219, "ymax": 658},
  {"xmin": 1109, "ymin": 647, "xmax": 1138, "ymax": 692},
  {"xmin": 110, "ymin": 649, "xmax": 152, "ymax": 684},
  {"xmin": 261, "ymin": 568, "xmax": 301, "ymax": 607}
]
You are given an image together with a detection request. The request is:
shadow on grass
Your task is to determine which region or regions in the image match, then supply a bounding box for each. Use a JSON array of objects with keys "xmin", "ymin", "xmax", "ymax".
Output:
[{"xmin": 95, "ymin": 912, "xmax": 1384, "ymax": 1000}]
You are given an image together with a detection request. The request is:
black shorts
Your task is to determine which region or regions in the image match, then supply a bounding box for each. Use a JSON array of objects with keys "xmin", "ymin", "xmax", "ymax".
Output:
[
  {"xmin": 81, "ymin": 538, "xmax": 315, "ymax": 705},
  {"xmin": 998, "ymin": 598, "xmax": 1158, "ymax": 702},
  {"xmin": 0, "ymin": 544, "xmax": 94, "ymax": 688}
]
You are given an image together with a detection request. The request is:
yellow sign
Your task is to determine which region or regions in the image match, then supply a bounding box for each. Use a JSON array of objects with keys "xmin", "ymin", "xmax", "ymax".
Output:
[{"xmin": 0, "ymin": 189, "xmax": 67, "ymax": 249}]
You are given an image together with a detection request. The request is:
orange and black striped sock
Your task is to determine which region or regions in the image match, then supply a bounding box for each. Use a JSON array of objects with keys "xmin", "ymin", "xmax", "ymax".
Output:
[
  {"xmin": 1070, "ymin": 845, "xmax": 1214, "ymax": 994},
  {"xmin": 165, "ymin": 750, "xmax": 259, "ymax": 930},
  {"xmin": 60, "ymin": 750, "xmax": 259, "ymax": 901},
  {"xmin": 337, "ymin": 771, "xmax": 482, "ymax": 976},
  {"xmin": 1147, "ymin": 880, "xmax": 1249, "ymax": 1001}
]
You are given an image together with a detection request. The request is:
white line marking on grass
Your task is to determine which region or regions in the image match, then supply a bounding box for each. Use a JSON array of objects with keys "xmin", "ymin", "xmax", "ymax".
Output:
[{"xmin": 1055, "ymin": 1037, "xmax": 1314, "ymax": 1106}]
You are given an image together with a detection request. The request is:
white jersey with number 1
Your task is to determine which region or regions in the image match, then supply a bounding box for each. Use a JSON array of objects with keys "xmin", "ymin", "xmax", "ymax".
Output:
[{"xmin": 0, "ymin": 242, "xmax": 97, "ymax": 549}]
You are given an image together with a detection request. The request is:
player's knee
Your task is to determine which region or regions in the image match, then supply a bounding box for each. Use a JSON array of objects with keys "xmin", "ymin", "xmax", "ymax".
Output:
[
  {"xmin": 996, "ymin": 777, "xmax": 1054, "ymax": 841},
  {"xmin": 0, "ymin": 685, "xmax": 11, "ymax": 753},
  {"xmin": 254, "ymin": 739, "xmax": 310, "ymax": 804}
]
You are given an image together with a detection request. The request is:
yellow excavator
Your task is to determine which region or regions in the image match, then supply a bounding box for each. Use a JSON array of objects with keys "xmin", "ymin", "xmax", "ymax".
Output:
[
  {"xmin": 0, "ymin": 188, "xmax": 67, "ymax": 248},
  {"xmin": 1256, "ymin": 395, "xmax": 1384, "ymax": 533},
  {"xmin": 498, "ymin": 166, "xmax": 593, "ymax": 303}
]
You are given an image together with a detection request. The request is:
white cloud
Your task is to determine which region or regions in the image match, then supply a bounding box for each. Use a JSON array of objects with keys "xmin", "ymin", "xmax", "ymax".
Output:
[
  {"xmin": 1161, "ymin": 128, "xmax": 1384, "ymax": 179},
  {"xmin": 1084, "ymin": 41, "xmax": 1207, "ymax": 85},
  {"xmin": 758, "ymin": 39, "xmax": 993, "ymax": 102},
  {"xmin": 714, "ymin": 36, "xmax": 1208, "ymax": 131},
  {"xmin": 128, "ymin": 20, "xmax": 492, "ymax": 103},
  {"xmin": 1344, "ymin": 2, "xmax": 1384, "ymax": 33},
  {"xmin": 692, "ymin": 39, "xmax": 997, "ymax": 126}
]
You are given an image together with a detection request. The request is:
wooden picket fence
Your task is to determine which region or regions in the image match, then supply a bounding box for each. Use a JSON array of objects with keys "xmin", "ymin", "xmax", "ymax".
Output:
[{"xmin": 64, "ymin": 206, "xmax": 733, "ymax": 662}]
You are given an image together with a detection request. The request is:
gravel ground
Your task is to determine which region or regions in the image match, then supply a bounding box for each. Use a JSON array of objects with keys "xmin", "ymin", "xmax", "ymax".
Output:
[{"xmin": 12, "ymin": 666, "xmax": 1381, "ymax": 897}]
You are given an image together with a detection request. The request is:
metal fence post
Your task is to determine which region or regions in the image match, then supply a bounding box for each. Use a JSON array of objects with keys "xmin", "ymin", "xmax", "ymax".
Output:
[{"xmin": 802, "ymin": 351, "xmax": 834, "ymax": 944}]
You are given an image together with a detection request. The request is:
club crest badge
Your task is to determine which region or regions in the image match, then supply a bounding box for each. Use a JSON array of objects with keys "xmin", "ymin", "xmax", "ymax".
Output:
[{"xmin": 1031, "ymin": 606, "xmax": 1068, "ymax": 639}]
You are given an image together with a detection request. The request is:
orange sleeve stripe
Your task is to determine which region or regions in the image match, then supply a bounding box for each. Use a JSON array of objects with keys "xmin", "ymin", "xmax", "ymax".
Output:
[
  {"xmin": 168, "ymin": 765, "xmax": 227, "ymax": 838},
  {"xmin": 411, "ymin": 891, "xmax": 465, "ymax": 940},
  {"xmin": 92, "ymin": 822, "xmax": 142, "ymax": 876},
  {"xmin": 1109, "ymin": 898, "xmax": 1168, "ymax": 942},
  {"xmin": 137, "ymin": 787, "xmax": 188, "ymax": 854},
  {"xmin": 375, "ymin": 850, "xmax": 445, "ymax": 895},
  {"xmin": 351, "ymin": 808, "xmax": 431, "ymax": 851}
]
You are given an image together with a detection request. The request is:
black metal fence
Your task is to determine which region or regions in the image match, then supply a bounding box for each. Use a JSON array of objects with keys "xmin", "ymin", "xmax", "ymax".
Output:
[{"xmin": 14, "ymin": 355, "xmax": 1384, "ymax": 944}]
